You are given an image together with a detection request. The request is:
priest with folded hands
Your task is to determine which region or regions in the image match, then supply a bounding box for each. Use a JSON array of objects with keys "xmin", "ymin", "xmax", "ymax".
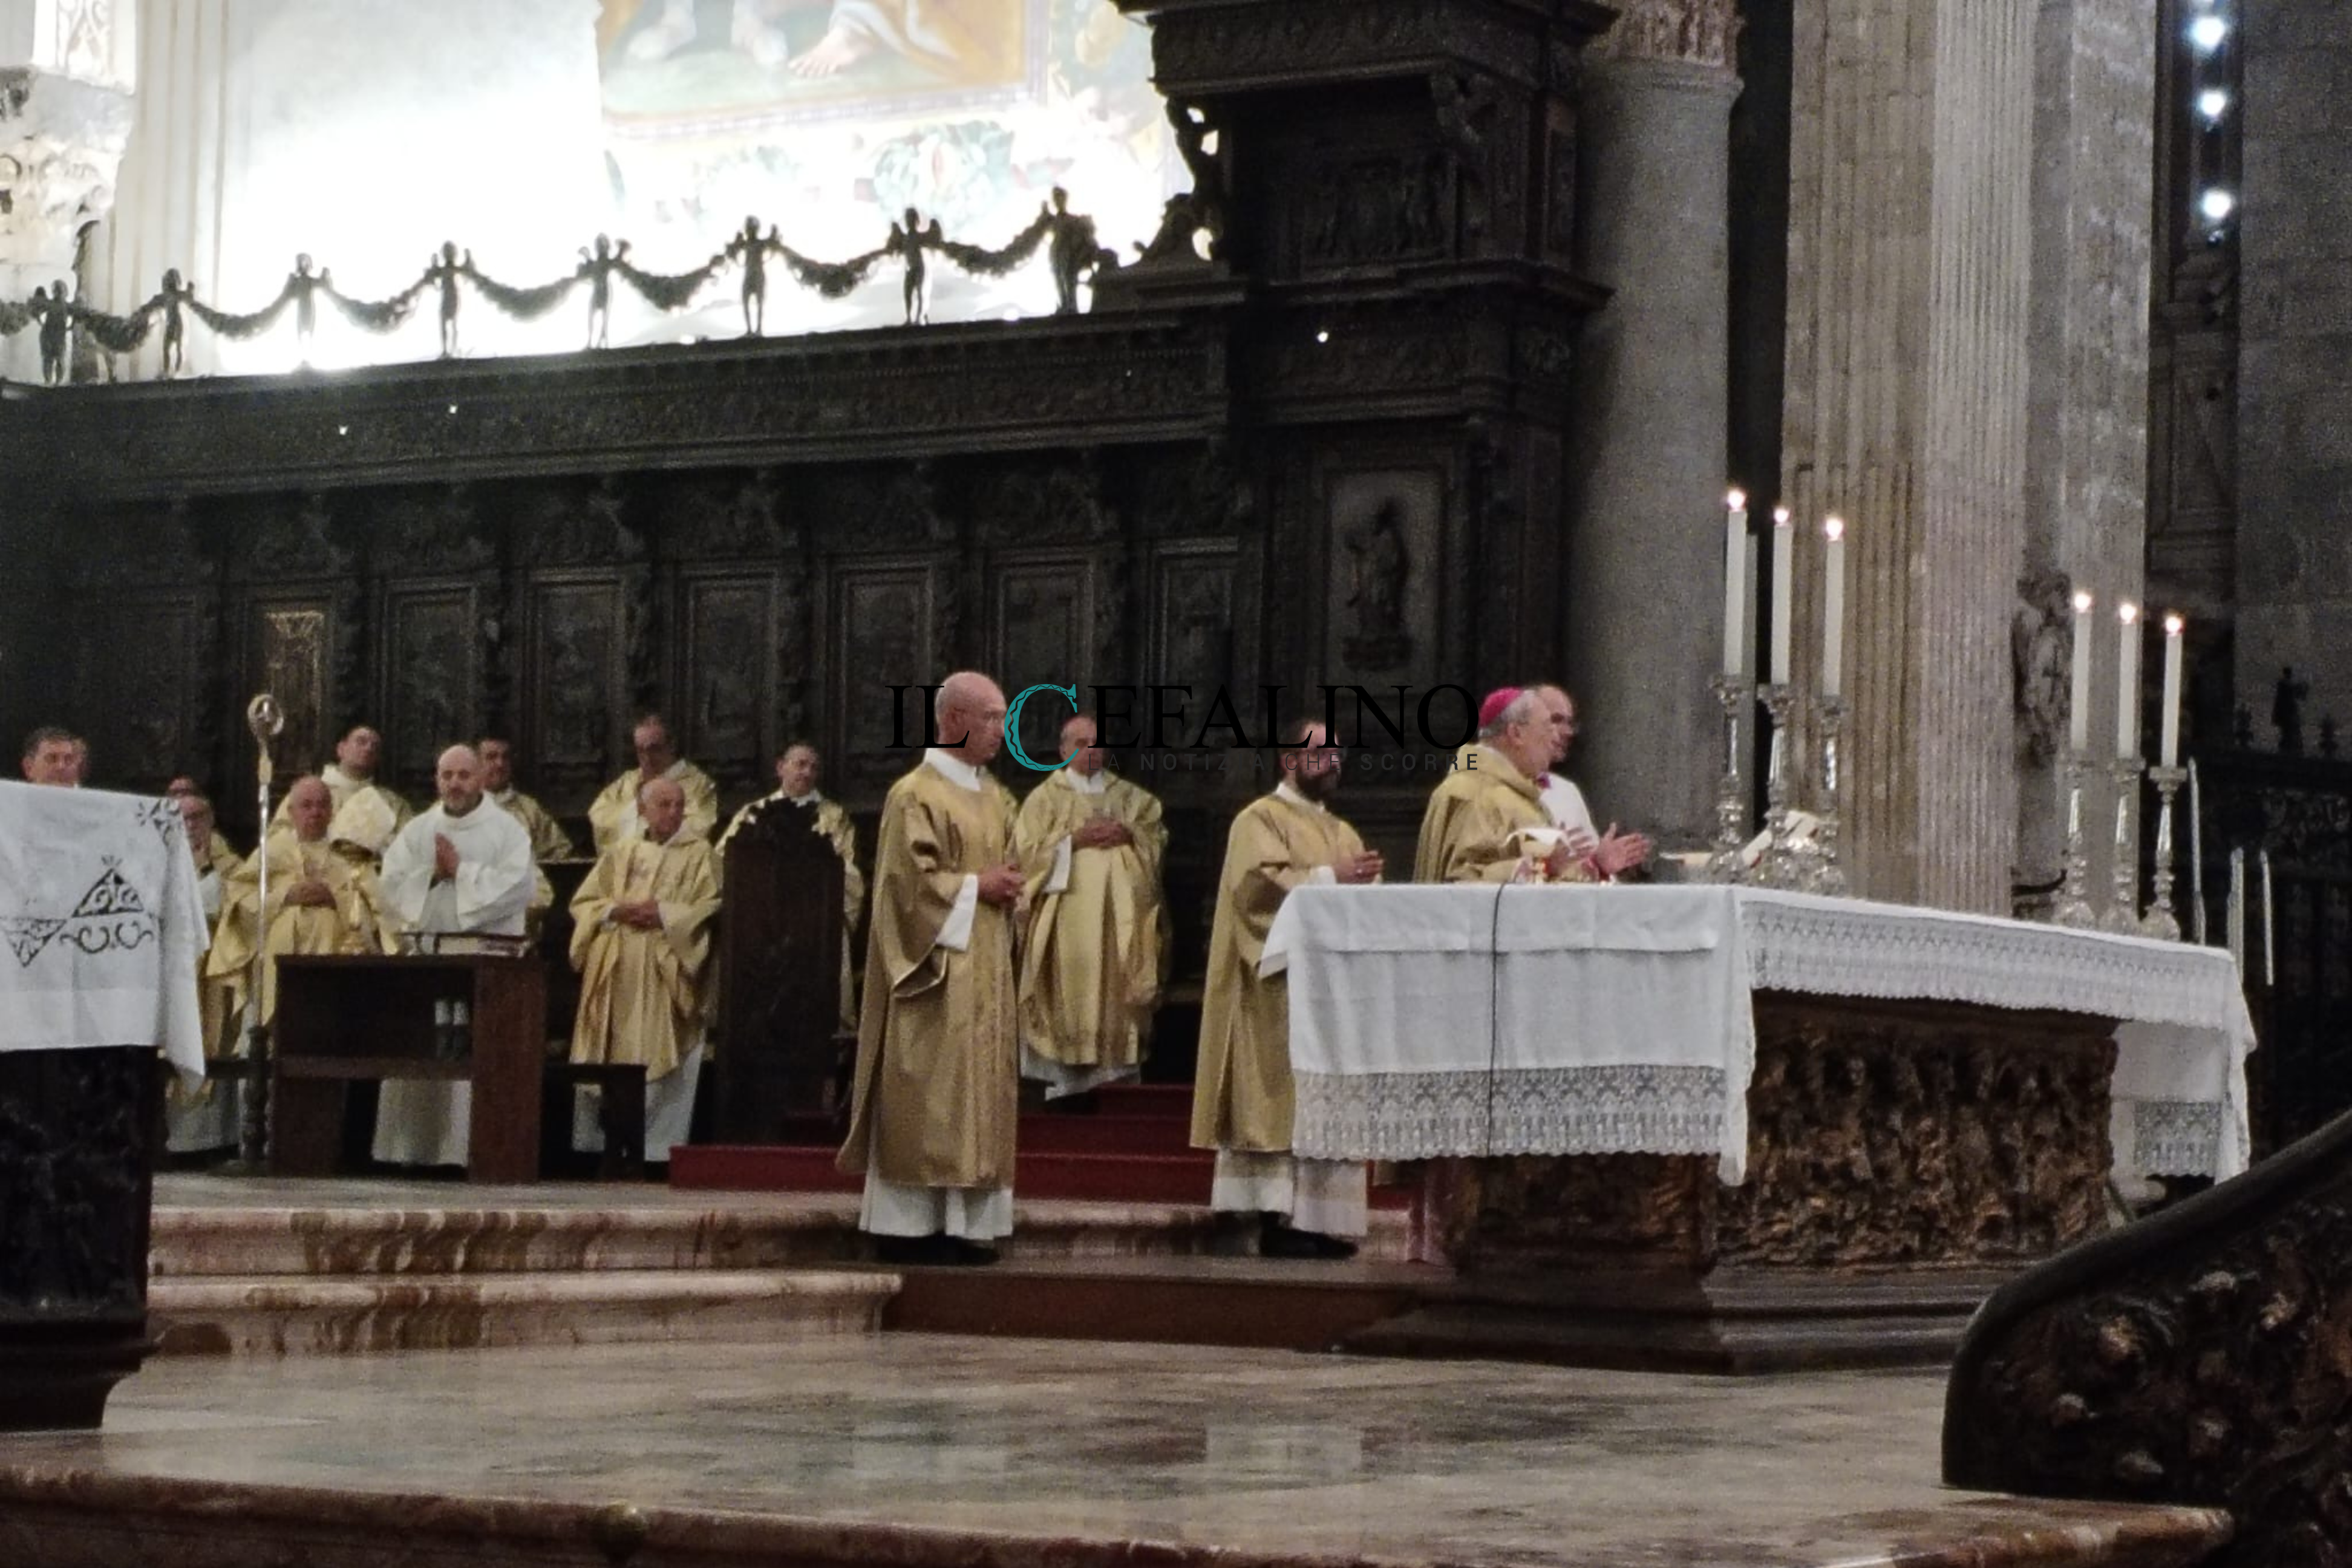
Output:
[{"xmin": 1415, "ymin": 686, "xmax": 1591, "ymax": 884}]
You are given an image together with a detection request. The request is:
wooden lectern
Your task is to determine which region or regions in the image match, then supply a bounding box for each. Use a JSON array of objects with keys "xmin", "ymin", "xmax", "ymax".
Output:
[
  {"xmin": 713, "ymin": 800, "xmax": 847, "ymax": 1140},
  {"xmin": 270, "ymin": 952, "xmax": 547, "ymax": 1183}
]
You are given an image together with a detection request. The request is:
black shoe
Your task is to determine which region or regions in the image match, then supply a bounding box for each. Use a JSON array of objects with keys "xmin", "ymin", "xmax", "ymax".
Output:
[
  {"xmin": 873, "ymin": 1233, "xmax": 956, "ymax": 1266},
  {"xmin": 946, "ymin": 1238, "xmax": 1000, "ymax": 1267},
  {"xmin": 1258, "ymin": 1218, "xmax": 1325, "ymax": 1259},
  {"xmin": 1307, "ymin": 1232, "xmax": 1359, "ymax": 1261}
]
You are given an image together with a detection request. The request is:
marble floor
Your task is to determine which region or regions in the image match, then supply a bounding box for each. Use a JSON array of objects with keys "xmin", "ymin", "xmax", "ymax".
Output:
[{"xmin": 0, "ymin": 1335, "xmax": 2226, "ymax": 1568}]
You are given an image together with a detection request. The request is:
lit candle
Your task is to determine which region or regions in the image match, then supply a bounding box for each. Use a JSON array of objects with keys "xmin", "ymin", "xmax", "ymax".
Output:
[
  {"xmin": 1723, "ymin": 489, "xmax": 1749, "ymax": 679},
  {"xmin": 2115, "ymin": 603, "xmax": 2141, "ymax": 760},
  {"xmin": 1740, "ymin": 533, "xmax": 1758, "ymax": 684},
  {"xmin": 2068, "ymin": 590, "xmax": 2094, "ymax": 755},
  {"xmin": 2160, "ymin": 613, "xmax": 2186, "ymax": 766},
  {"xmin": 1820, "ymin": 517, "xmax": 1846, "ymax": 699},
  {"xmin": 1769, "ymin": 507, "xmax": 1795, "ymax": 685}
]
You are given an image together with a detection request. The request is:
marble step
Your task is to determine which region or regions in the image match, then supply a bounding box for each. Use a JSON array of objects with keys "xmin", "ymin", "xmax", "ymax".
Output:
[
  {"xmin": 148, "ymin": 1186, "xmax": 1352, "ymax": 1278},
  {"xmin": 672, "ymin": 1145, "xmax": 1223, "ymax": 1204},
  {"xmin": 148, "ymin": 1268, "xmax": 897, "ymax": 1356}
]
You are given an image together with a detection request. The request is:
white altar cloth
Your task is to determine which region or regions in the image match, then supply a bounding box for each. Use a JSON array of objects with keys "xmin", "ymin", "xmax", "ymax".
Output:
[
  {"xmin": 0, "ymin": 781, "xmax": 209, "ymax": 1079},
  {"xmin": 1268, "ymin": 884, "xmax": 2253, "ymax": 1186}
]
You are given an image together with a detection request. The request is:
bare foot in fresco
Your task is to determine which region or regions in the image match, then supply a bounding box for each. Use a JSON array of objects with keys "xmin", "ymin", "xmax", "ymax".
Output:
[
  {"xmin": 787, "ymin": 24, "xmax": 875, "ymax": 77},
  {"xmin": 625, "ymin": 0, "xmax": 697, "ymax": 63}
]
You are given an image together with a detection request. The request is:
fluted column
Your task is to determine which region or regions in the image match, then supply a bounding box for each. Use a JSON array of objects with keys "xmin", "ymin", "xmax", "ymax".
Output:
[
  {"xmin": 1780, "ymin": 0, "xmax": 2035, "ymax": 913},
  {"xmin": 1564, "ymin": 0, "xmax": 1741, "ymax": 850}
]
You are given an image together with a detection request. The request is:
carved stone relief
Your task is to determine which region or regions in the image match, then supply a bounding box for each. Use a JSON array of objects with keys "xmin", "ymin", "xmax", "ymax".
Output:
[{"xmin": 1324, "ymin": 468, "xmax": 1442, "ymax": 685}]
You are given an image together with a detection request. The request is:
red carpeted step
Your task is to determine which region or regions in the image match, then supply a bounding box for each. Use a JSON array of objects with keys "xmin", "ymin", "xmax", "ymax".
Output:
[
  {"xmin": 1089, "ymin": 1083, "xmax": 1195, "ymax": 1119},
  {"xmin": 1016, "ymin": 1112, "xmax": 1197, "ymax": 1156},
  {"xmin": 673, "ymin": 1145, "xmax": 1220, "ymax": 1205}
]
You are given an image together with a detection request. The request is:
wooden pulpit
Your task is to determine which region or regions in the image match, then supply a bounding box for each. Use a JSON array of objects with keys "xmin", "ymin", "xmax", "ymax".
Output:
[{"xmin": 713, "ymin": 800, "xmax": 848, "ymax": 1141}]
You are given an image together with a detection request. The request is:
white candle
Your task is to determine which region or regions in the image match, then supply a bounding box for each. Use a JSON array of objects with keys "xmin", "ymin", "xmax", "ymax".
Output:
[
  {"xmin": 1769, "ymin": 508, "xmax": 1795, "ymax": 686},
  {"xmin": 1821, "ymin": 517, "xmax": 1846, "ymax": 699},
  {"xmin": 2228, "ymin": 849, "xmax": 2245, "ymax": 972},
  {"xmin": 2261, "ymin": 849, "xmax": 2275, "ymax": 987},
  {"xmin": 2189, "ymin": 760, "xmax": 2206, "ymax": 944},
  {"xmin": 2115, "ymin": 603, "xmax": 2141, "ymax": 760},
  {"xmin": 1723, "ymin": 489, "xmax": 1748, "ymax": 678},
  {"xmin": 1740, "ymin": 534, "xmax": 1758, "ymax": 684},
  {"xmin": 2068, "ymin": 590, "xmax": 2094, "ymax": 754},
  {"xmin": 2160, "ymin": 613, "xmax": 2186, "ymax": 766}
]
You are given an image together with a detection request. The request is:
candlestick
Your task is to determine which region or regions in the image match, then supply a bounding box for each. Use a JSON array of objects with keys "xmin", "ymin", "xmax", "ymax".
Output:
[
  {"xmin": 2141, "ymin": 765, "xmax": 2186, "ymax": 940},
  {"xmin": 2053, "ymin": 752, "xmax": 2097, "ymax": 929},
  {"xmin": 1704, "ymin": 673, "xmax": 1751, "ymax": 883},
  {"xmin": 2227, "ymin": 849, "xmax": 2246, "ymax": 972},
  {"xmin": 2101, "ymin": 759, "xmax": 2145, "ymax": 933},
  {"xmin": 2188, "ymin": 760, "xmax": 2206, "ymax": 944},
  {"xmin": 1803, "ymin": 694, "xmax": 1848, "ymax": 895},
  {"xmin": 2115, "ymin": 602, "xmax": 2141, "ymax": 760},
  {"xmin": 1821, "ymin": 517, "xmax": 1846, "ymax": 701},
  {"xmin": 1756, "ymin": 683, "xmax": 1801, "ymax": 887},
  {"xmin": 2261, "ymin": 849, "xmax": 2275, "ymax": 987},
  {"xmin": 1769, "ymin": 508, "xmax": 1795, "ymax": 687},
  {"xmin": 1723, "ymin": 490, "xmax": 1749, "ymax": 679},
  {"xmin": 2068, "ymin": 590, "xmax": 2094, "ymax": 755},
  {"xmin": 2160, "ymin": 613, "xmax": 2186, "ymax": 766}
]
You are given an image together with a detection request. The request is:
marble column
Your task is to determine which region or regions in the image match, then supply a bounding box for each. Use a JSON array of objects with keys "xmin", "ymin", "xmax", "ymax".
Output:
[
  {"xmin": 1780, "ymin": 0, "xmax": 2036, "ymax": 914},
  {"xmin": 1565, "ymin": 0, "xmax": 1742, "ymax": 851},
  {"xmin": 2017, "ymin": 0, "xmax": 2155, "ymax": 909}
]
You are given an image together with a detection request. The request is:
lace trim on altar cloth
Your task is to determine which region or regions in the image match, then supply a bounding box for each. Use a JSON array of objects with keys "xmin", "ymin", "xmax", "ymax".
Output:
[
  {"xmin": 2121, "ymin": 1097, "xmax": 2227, "ymax": 1178},
  {"xmin": 1739, "ymin": 893, "xmax": 2239, "ymax": 1032},
  {"xmin": 1292, "ymin": 1065, "xmax": 1729, "ymax": 1163}
]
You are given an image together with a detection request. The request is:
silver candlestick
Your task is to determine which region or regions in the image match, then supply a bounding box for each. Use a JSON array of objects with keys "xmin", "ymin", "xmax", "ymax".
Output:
[
  {"xmin": 2053, "ymin": 753, "xmax": 2098, "ymax": 929},
  {"xmin": 231, "ymin": 693, "xmax": 284, "ymax": 1172},
  {"xmin": 2141, "ymin": 765, "xmax": 2187, "ymax": 940},
  {"xmin": 1704, "ymin": 673, "xmax": 1751, "ymax": 883},
  {"xmin": 1802, "ymin": 696, "xmax": 1848, "ymax": 895},
  {"xmin": 2100, "ymin": 758, "xmax": 2146, "ymax": 935},
  {"xmin": 1754, "ymin": 683, "xmax": 1802, "ymax": 888}
]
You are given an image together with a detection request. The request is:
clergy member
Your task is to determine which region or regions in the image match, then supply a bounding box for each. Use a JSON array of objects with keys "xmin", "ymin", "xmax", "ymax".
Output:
[
  {"xmin": 1531, "ymin": 684, "xmax": 1650, "ymax": 880},
  {"xmin": 838, "ymin": 671, "xmax": 1024, "ymax": 1266},
  {"xmin": 480, "ymin": 735, "xmax": 577, "ymax": 861},
  {"xmin": 1414, "ymin": 687, "xmax": 1587, "ymax": 884},
  {"xmin": 719, "ymin": 741, "xmax": 864, "ymax": 1031},
  {"xmin": 568, "ymin": 776, "xmax": 723, "ymax": 1163},
  {"xmin": 1191, "ymin": 719, "xmax": 1383, "ymax": 1258},
  {"xmin": 589, "ymin": 713, "xmax": 719, "ymax": 851},
  {"xmin": 272, "ymin": 725, "xmax": 413, "ymax": 863},
  {"xmin": 1014, "ymin": 713, "xmax": 1168, "ymax": 1099},
  {"xmin": 371, "ymin": 744, "xmax": 538, "ymax": 1169},
  {"xmin": 165, "ymin": 791, "xmax": 240, "ymax": 1155},
  {"xmin": 169, "ymin": 776, "xmax": 245, "ymax": 877},
  {"xmin": 207, "ymin": 775, "xmax": 397, "ymax": 1030},
  {"xmin": 21, "ymin": 726, "xmax": 80, "ymax": 786}
]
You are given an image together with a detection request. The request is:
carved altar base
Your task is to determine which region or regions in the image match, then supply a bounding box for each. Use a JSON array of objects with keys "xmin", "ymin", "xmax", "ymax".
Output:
[
  {"xmin": 0, "ymin": 1047, "xmax": 162, "ymax": 1430},
  {"xmin": 1350, "ymin": 993, "xmax": 2118, "ymax": 1372}
]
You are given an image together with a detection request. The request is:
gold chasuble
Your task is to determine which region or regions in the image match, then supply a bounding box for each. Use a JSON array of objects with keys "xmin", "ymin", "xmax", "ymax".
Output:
[
  {"xmin": 1190, "ymin": 785, "xmax": 1367, "ymax": 1154},
  {"xmin": 720, "ymin": 791, "xmax": 865, "ymax": 1032},
  {"xmin": 1412, "ymin": 742, "xmax": 1578, "ymax": 884},
  {"xmin": 206, "ymin": 836, "xmax": 397, "ymax": 1024},
  {"xmin": 567, "ymin": 834, "xmax": 722, "ymax": 1083},
  {"xmin": 271, "ymin": 765, "xmax": 413, "ymax": 861},
  {"xmin": 1014, "ymin": 768, "xmax": 1166, "ymax": 1088},
  {"xmin": 587, "ymin": 760, "xmax": 719, "ymax": 852},
  {"xmin": 838, "ymin": 753, "xmax": 1020, "ymax": 1190},
  {"xmin": 493, "ymin": 787, "xmax": 577, "ymax": 861}
]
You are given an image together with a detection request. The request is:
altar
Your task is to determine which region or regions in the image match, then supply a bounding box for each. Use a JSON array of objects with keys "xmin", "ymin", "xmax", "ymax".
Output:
[{"xmin": 1269, "ymin": 885, "xmax": 2255, "ymax": 1371}]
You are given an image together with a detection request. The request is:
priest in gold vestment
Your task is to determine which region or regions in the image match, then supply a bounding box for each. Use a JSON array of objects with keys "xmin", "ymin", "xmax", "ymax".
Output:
[
  {"xmin": 569, "ymin": 777, "xmax": 723, "ymax": 1162},
  {"xmin": 480, "ymin": 736, "xmax": 577, "ymax": 861},
  {"xmin": 588, "ymin": 714, "xmax": 719, "ymax": 851},
  {"xmin": 165, "ymin": 791, "xmax": 240, "ymax": 1154},
  {"xmin": 838, "ymin": 672, "xmax": 1025, "ymax": 1266},
  {"xmin": 1191, "ymin": 720, "xmax": 1385, "ymax": 1258},
  {"xmin": 271, "ymin": 725, "xmax": 414, "ymax": 863},
  {"xmin": 1414, "ymin": 687, "xmax": 1591, "ymax": 884},
  {"xmin": 1015, "ymin": 714, "xmax": 1166, "ymax": 1099},
  {"xmin": 207, "ymin": 776, "xmax": 397, "ymax": 1028},
  {"xmin": 720, "ymin": 742, "xmax": 864, "ymax": 1031}
]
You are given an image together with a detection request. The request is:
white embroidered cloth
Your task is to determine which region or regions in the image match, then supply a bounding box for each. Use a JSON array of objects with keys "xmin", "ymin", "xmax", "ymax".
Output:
[
  {"xmin": 0, "ymin": 781, "xmax": 209, "ymax": 1077},
  {"xmin": 1270, "ymin": 884, "xmax": 2253, "ymax": 1185}
]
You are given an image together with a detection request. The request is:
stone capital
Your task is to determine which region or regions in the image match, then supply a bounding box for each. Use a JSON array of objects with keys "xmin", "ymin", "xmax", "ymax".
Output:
[
  {"xmin": 1588, "ymin": 0, "xmax": 1743, "ymax": 71},
  {"xmin": 0, "ymin": 65, "xmax": 131, "ymax": 276}
]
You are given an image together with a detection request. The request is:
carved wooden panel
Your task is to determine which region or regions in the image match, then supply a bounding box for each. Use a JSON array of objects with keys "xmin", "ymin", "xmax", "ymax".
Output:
[
  {"xmin": 676, "ymin": 570, "xmax": 778, "ymax": 795},
  {"xmin": 822, "ymin": 557, "xmax": 946, "ymax": 791},
  {"xmin": 1146, "ymin": 540, "xmax": 1237, "ymax": 695},
  {"xmin": 242, "ymin": 595, "xmax": 335, "ymax": 779},
  {"xmin": 374, "ymin": 581, "xmax": 485, "ymax": 800},
  {"xmin": 987, "ymin": 551, "xmax": 1099, "ymax": 765},
  {"xmin": 70, "ymin": 590, "xmax": 206, "ymax": 792},
  {"xmin": 1319, "ymin": 466, "xmax": 1446, "ymax": 693},
  {"xmin": 520, "ymin": 572, "xmax": 629, "ymax": 805}
]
